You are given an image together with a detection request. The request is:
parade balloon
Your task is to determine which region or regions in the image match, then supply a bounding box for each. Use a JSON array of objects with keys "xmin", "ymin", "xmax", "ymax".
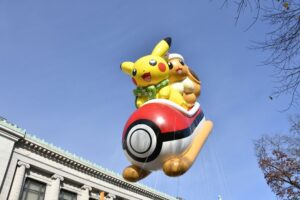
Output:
[{"xmin": 120, "ymin": 38, "xmax": 213, "ymax": 182}]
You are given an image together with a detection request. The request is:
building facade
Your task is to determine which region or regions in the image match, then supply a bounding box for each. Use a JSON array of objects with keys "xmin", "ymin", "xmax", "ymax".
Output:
[{"xmin": 0, "ymin": 118, "xmax": 176, "ymax": 200}]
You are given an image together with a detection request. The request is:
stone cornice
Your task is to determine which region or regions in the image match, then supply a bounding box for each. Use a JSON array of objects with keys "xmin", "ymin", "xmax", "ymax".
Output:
[
  {"xmin": 19, "ymin": 135, "xmax": 176, "ymax": 200},
  {"xmin": 0, "ymin": 119, "xmax": 25, "ymax": 141}
]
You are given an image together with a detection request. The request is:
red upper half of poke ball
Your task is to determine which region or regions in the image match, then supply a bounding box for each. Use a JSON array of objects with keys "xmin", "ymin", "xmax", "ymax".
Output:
[{"xmin": 122, "ymin": 102, "xmax": 200, "ymax": 140}]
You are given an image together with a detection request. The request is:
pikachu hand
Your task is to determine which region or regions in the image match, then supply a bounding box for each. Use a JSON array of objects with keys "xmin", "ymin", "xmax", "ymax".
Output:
[
  {"xmin": 157, "ymin": 86, "xmax": 171, "ymax": 99},
  {"xmin": 135, "ymin": 96, "xmax": 148, "ymax": 108}
]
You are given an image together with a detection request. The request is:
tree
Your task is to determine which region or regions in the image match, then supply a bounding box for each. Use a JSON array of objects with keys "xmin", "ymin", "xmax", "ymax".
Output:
[
  {"xmin": 225, "ymin": 0, "xmax": 300, "ymax": 107},
  {"xmin": 222, "ymin": 2, "xmax": 300, "ymax": 198},
  {"xmin": 255, "ymin": 115, "xmax": 300, "ymax": 200}
]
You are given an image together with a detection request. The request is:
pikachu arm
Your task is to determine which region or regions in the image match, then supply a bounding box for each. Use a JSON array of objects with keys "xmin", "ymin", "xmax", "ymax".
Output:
[
  {"xmin": 135, "ymin": 96, "xmax": 148, "ymax": 108},
  {"xmin": 157, "ymin": 86, "xmax": 171, "ymax": 99}
]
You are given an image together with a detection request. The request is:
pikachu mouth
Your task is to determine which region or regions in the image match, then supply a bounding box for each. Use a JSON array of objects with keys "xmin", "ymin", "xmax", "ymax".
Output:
[{"xmin": 142, "ymin": 72, "xmax": 151, "ymax": 82}]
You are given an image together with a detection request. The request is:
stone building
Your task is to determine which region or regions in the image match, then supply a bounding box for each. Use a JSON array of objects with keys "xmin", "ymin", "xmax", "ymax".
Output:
[{"xmin": 0, "ymin": 118, "xmax": 176, "ymax": 200}]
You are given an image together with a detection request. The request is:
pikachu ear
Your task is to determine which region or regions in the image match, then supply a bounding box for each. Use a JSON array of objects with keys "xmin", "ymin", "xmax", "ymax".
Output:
[
  {"xmin": 120, "ymin": 61, "xmax": 134, "ymax": 75},
  {"xmin": 151, "ymin": 37, "xmax": 172, "ymax": 57}
]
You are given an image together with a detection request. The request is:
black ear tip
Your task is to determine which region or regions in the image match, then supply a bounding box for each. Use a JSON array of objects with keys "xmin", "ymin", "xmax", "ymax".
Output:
[{"xmin": 163, "ymin": 37, "xmax": 172, "ymax": 46}]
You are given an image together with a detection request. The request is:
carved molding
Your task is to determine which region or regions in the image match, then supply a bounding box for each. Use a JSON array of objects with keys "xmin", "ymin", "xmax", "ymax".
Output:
[
  {"xmin": 81, "ymin": 185, "xmax": 92, "ymax": 191},
  {"xmin": 51, "ymin": 174, "xmax": 64, "ymax": 182},
  {"xmin": 17, "ymin": 161, "xmax": 30, "ymax": 169}
]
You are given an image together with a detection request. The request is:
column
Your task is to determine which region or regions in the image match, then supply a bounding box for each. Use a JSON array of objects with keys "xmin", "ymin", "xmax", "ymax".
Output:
[
  {"xmin": 8, "ymin": 161, "xmax": 30, "ymax": 200},
  {"xmin": 44, "ymin": 174, "xmax": 64, "ymax": 200},
  {"xmin": 80, "ymin": 185, "xmax": 92, "ymax": 200}
]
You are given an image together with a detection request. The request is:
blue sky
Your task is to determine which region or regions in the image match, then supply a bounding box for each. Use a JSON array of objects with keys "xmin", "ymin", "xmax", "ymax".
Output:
[{"xmin": 0, "ymin": 1, "xmax": 297, "ymax": 199}]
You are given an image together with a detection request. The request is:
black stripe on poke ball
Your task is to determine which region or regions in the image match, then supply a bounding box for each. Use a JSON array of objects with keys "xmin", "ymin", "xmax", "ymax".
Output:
[
  {"xmin": 123, "ymin": 119, "xmax": 163, "ymax": 163},
  {"xmin": 160, "ymin": 110, "xmax": 205, "ymax": 142},
  {"xmin": 129, "ymin": 128, "xmax": 152, "ymax": 154}
]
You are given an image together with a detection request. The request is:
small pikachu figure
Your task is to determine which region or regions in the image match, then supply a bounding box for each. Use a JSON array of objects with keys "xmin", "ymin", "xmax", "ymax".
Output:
[
  {"xmin": 120, "ymin": 38, "xmax": 188, "ymax": 110},
  {"xmin": 167, "ymin": 53, "xmax": 201, "ymax": 108}
]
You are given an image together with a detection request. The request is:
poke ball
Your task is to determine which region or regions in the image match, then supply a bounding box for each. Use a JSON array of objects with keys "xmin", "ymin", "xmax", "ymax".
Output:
[{"xmin": 122, "ymin": 99, "xmax": 206, "ymax": 171}]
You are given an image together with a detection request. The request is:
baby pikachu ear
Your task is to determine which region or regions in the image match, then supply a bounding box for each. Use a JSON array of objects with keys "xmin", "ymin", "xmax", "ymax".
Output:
[
  {"xmin": 151, "ymin": 37, "xmax": 172, "ymax": 57},
  {"xmin": 120, "ymin": 61, "xmax": 134, "ymax": 75}
]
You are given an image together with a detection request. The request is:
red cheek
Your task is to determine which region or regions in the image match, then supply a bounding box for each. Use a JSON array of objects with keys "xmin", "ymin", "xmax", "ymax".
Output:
[
  {"xmin": 158, "ymin": 63, "xmax": 166, "ymax": 72},
  {"xmin": 132, "ymin": 78, "xmax": 137, "ymax": 85}
]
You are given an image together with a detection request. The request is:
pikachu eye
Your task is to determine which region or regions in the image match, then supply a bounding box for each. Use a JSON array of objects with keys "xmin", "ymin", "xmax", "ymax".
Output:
[
  {"xmin": 132, "ymin": 69, "xmax": 137, "ymax": 76},
  {"xmin": 149, "ymin": 59, "xmax": 157, "ymax": 66},
  {"xmin": 168, "ymin": 62, "xmax": 173, "ymax": 69},
  {"xmin": 179, "ymin": 60, "xmax": 185, "ymax": 66}
]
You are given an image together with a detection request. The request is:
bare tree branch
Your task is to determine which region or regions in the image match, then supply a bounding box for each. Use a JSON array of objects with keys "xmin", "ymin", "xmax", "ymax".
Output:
[{"xmin": 225, "ymin": 0, "xmax": 300, "ymax": 108}]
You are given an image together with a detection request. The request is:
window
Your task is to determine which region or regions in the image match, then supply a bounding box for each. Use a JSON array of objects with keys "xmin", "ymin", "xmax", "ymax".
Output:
[
  {"xmin": 20, "ymin": 178, "xmax": 46, "ymax": 200},
  {"xmin": 59, "ymin": 189, "xmax": 77, "ymax": 200},
  {"xmin": 115, "ymin": 197, "xmax": 127, "ymax": 200}
]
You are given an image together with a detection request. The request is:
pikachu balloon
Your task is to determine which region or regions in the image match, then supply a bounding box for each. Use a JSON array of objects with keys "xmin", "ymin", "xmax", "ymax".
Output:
[{"xmin": 120, "ymin": 38, "xmax": 188, "ymax": 109}]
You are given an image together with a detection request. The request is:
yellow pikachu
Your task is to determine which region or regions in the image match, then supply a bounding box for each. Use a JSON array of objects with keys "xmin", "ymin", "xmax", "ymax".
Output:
[{"xmin": 121, "ymin": 37, "xmax": 188, "ymax": 109}]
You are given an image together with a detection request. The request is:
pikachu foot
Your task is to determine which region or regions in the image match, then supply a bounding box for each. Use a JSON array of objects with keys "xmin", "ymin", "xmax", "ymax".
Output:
[
  {"xmin": 163, "ymin": 157, "xmax": 190, "ymax": 177},
  {"xmin": 122, "ymin": 165, "xmax": 151, "ymax": 182}
]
